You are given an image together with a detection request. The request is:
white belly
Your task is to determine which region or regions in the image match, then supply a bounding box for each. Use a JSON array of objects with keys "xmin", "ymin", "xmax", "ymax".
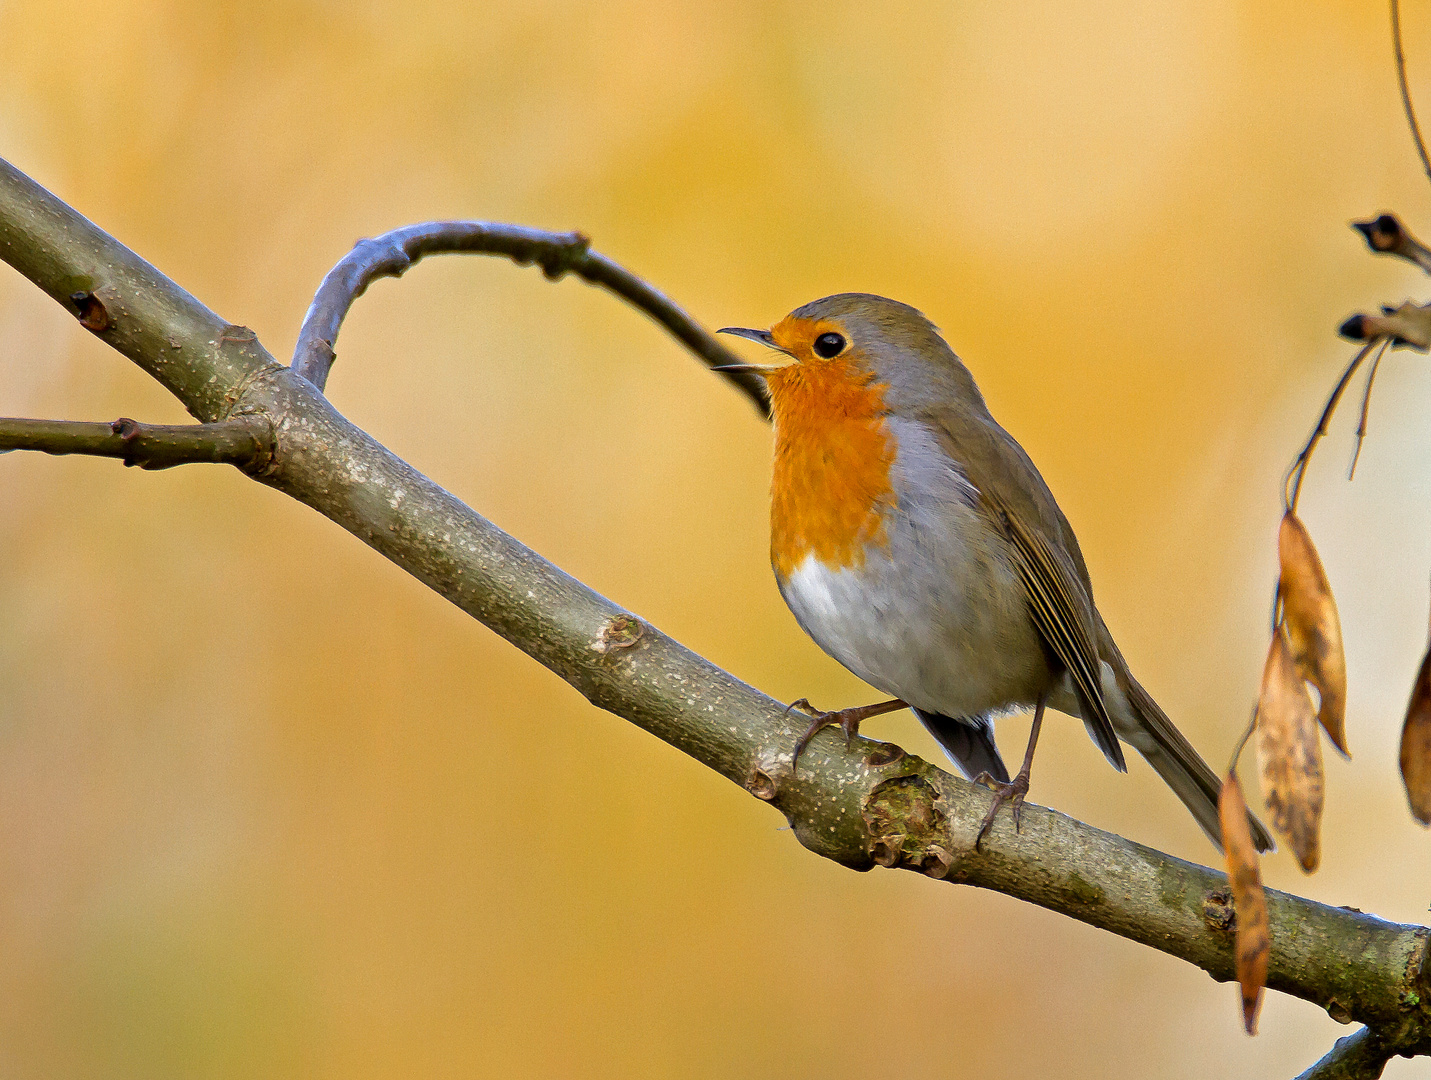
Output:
[{"xmin": 777, "ymin": 537, "xmax": 1046, "ymax": 721}]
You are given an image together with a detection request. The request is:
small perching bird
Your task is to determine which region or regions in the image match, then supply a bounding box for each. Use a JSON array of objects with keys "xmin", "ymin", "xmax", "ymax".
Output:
[{"xmin": 717, "ymin": 294, "xmax": 1273, "ymax": 851}]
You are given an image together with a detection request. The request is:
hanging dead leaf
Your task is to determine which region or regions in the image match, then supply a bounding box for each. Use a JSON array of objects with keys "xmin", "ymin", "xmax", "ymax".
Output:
[
  {"xmin": 1278, "ymin": 511, "xmax": 1349, "ymax": 756},
  {"xmin": 1402, "ymin": 641, "xmax": 1431, "ymax": 826},
  {"xmin": 1257, "ymin": 630, "xmax": 1325, "ymax": 872},
  {"xmin": 1219, "ymin": 773, "xmax": 1269, "ymax": 1035}
]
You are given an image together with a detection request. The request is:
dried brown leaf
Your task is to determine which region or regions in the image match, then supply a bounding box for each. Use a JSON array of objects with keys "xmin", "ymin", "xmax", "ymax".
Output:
[
  {"xmin": 1219, "ymin": 773, "xmax": 1269, "ymax": 1035},
  {"xmin": 1278, "ymin": 511, "xmax": 1349, "ymax": 756},
  {"xmin": 1257, "ymin": 630, "xmax": 1325, "ymax": 873},
  {"xmin": 1401, "ymin": 642, "xmax": 1431, "ymax": 825}
]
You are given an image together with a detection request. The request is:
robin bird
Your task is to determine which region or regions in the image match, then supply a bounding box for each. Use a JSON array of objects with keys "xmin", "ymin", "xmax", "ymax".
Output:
[{"xmin": 717, "ymin": 294, "xmax": 1274, "ymax": 852}]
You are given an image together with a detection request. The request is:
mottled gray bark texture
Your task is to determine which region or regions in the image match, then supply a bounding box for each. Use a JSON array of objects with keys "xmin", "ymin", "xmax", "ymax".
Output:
[
  {"xmin": 1294, "ymin": 1025, "xmax": 1400, "ymax": 1080},
  {"xmin": 0, "ymin": 155, "xmax": 1427, "ymax": 1075},
  {"xmin": 0, "ymin": 416, "xmax": 270, "ymax": 469}
]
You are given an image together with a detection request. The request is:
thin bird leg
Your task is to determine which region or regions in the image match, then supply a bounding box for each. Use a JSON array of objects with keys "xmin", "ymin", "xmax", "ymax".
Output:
[
  {"xmin": 786, "ymin": 697, "xmax": 908, "ymax": 774},
  {"xmin": 974, "ymin": 690, "xmax": 1049, "ymax": 850}
]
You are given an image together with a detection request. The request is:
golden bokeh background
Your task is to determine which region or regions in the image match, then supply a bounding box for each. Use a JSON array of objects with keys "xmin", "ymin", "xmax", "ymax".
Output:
[{"xmin": 2, "ymin": 2, "xmax": 1430, "ymax": 1076}]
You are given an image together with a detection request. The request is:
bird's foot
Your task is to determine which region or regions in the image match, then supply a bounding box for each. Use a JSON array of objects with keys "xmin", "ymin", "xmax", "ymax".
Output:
[
  {"xmin": 972, "ymin": 769, "xmax": 1031, "ymax": 851},
  {"xmin": 786, "ymin": 697, "xmax": 907, "ymax": 775}
]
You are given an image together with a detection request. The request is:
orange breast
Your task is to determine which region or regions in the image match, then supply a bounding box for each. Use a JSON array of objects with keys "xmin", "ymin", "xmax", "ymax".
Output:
[{"xmin": 766, "ymin": 357, "xmax": 897, "ymax": 577}]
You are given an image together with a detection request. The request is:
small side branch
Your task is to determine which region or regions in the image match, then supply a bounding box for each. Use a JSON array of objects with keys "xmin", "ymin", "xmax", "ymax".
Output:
[
  {"xmin": 1295, "ymin": 1027, "xmax": 1394, "ymax": 1080},
  {"xmin": 291, "ymin": 221, "xmax": 769, "ymax": 415},
  {"xmin": 0, "ymin": 416, "xmax": 270, "ymax": 470}
]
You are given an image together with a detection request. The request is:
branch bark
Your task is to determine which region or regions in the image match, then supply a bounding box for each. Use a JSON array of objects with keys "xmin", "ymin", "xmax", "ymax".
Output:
[
  {"xmin": 1294, "ymin": 1026, "xmax": 1400, "ymax": 1080},
  {"xmin": 0, "ymin": 416, "xmax": 270, "ymax": 469},
  {"xmin": 1, "ymin": 154, "xmax": 1428, "ymax": 1069},
  {"xmin": 290, "ymin": 219, "xmax": 770, "ymax": 414}
]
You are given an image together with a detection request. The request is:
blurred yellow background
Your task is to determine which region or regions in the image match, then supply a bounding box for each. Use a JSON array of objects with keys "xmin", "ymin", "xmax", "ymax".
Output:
[{"xmin": 1, "ymin": 1, "xmax": 1429, "ymax": 1076}]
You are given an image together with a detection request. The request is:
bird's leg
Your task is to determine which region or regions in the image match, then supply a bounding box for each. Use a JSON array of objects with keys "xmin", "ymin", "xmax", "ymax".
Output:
[
  {"xmin": 786, "ymin": 697, "xmax": 908, "ymax": 774},
  {"xmin": 973, "ymin": 690, "xmax": 1048, "ymax": 850}
]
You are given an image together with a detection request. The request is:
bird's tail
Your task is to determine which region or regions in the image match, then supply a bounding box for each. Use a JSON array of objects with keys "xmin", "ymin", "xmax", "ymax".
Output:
[
  {"xmin": 1099, "ymin": 645, "xmax": 1275, "ymax": 853},
  {"xmin": 913, "ymin": 709, "xmax": 1010, "ymax": 785},
  {"xmin": 1123, "ymin": 673, "xmax": 1274, "ymax": 852}
]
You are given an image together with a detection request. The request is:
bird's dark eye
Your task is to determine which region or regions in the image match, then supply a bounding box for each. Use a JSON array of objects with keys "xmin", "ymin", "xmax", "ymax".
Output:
[{"xmin": 813, "ymin": 332, "xmax": 846, "ymax": 358}]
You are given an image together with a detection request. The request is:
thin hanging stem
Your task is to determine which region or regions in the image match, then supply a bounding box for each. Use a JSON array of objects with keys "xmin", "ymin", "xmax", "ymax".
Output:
[
  {"xmin": 1349, "ymin": 337, "xmax": 1391, "ymax": 479},
  {"xmin": 1393, "ymin": 0, "xmax": 1431, "ymax": 189},
  {"xmin": 1228, "ymin": 705, "xmax": 1260, "ymax": 776},
  {"xmin": 1283, "ymin": 340, "xmax": 1382, "ymax": 513}
]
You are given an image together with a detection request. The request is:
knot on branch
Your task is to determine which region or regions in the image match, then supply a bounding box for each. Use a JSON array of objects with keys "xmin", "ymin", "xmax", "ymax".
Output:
[
  {"xmin": 110, "ymin": 416, "xmax": 143, "ymax": 465},
  {"xmin": 591, "ymin": 613, "xmax": 645, "ymax": 655},
  {"xmin": 69, "ymin": 290, "xmax": 110, "ymax": 333},
  {"xmin": 527, "ymin": 231, "xmax": 591, "ymax": 281},
  {"xmin": 863, "ymin": 742, "xmax": 906, "ymax": 768},
  {"xmin": 745, "ymin": 765, "xmax": 777, "ymax": 801},
  {"xmin": 354, "ymin": 236, "xmax": 416, "ymax": 282},
  {"xmin": 1203, "ymin": 885, "xmax": 1236, "ymax": 933},
  {"xmin": 861, "ymin": 773, "xmax": 959, "ymax": 879}
]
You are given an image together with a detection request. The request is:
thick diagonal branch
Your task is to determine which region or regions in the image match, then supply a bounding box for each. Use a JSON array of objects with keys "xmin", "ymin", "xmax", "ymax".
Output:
[
  {"xmin": 291, "ymin": 220, "xmax": 769, "ymax": 414},
  {"xmin": 0, "ymin": 155, "xmax": 1428, "ymax": 1067}
]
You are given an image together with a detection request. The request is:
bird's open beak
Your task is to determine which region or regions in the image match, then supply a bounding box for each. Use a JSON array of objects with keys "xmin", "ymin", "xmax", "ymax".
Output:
[{"xmin": 714, "ymin": 326, "xmax": 792, "ymax": 374}]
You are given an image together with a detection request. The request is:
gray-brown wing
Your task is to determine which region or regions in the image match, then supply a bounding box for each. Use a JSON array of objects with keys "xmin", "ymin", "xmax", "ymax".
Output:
[
  {"xmin": 986, "ymin": 491, "xmax": 1126, "ymax": 771},
  {"xmin": 924, "ymin": 405, "xmax": 1124, "ymax": 769}
]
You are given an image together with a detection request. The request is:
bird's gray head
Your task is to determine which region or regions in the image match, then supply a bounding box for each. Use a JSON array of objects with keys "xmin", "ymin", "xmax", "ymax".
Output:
[{"xmin": 716, "ymin": 293, "xmax": 986, "ymax": 414}]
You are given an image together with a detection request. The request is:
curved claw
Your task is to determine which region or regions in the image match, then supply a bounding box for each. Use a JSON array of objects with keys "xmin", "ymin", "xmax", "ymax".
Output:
[
  {"xmin": 973, "ymin": 690, "xmax": 1046, "ymax": 852},
  {"xmin": 785, "ymin": 697, "xmax": 909, "ymax": 776},
  {"xmin": 790, "ymin": 712, "xmax": 838, "ymax": 773},
  {"xmin": 973, "ymin": 773, "xmax": 1031, "ymax": 851}
]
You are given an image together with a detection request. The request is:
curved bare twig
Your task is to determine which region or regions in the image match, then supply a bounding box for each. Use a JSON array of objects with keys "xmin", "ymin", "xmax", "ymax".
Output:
[{"xmin": 291, "ymin": 221, "xmax": 769, "ymax": 415}]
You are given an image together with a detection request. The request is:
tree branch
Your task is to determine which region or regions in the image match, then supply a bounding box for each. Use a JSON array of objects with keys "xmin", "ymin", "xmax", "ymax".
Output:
[
  {"xmin": 0, "ymin": 416, "xmax": 270, "ymax": 470},
  {"xmin": 0, "ymin": 161, "xmax": 276, "ymax": 423},
  {"xmin": 1, "ymin": 155, "xmax": 1428, "ymax": 1069},
  {"xmin": 1294, "ymin": 1026, "xmax": 1403, "ymax": 1080},
  {"xmin": 291, "ymin": 220, "xmax": 770, "ymax": 415}
]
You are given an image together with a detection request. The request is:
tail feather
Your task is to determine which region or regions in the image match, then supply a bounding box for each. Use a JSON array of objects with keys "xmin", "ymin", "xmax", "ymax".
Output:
[
  {"xmin": 914, "ymin": 709, "xmax": 1010, "ymax": 784},
  {"xmin": 1077, "ymin": 614, "xmax": 1274, "ymax": 852},
  {"xmin": 1126, "ymin": 676, "xmax": 1274, "ymax": 851}
]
